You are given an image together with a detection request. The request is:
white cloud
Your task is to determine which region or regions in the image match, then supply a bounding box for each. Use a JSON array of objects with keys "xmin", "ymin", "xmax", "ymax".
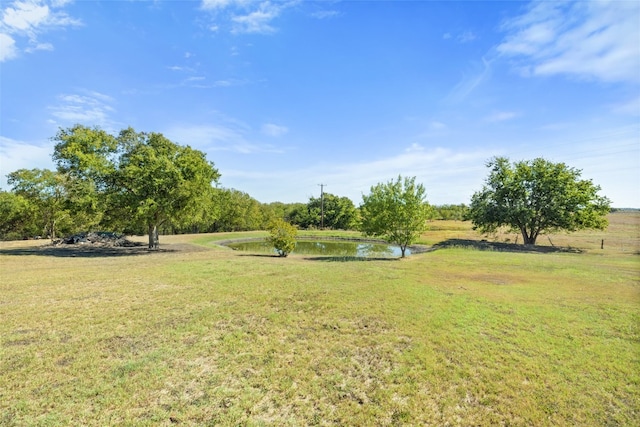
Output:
[
  {"xmin": 261, "ymin": 123, "xmax": 288, "ymax": 137},
  {"xmin": 0, "ymin": 32, "xmax": 17, "ymax": 60},
  {"xmin": 2, "ymin": 0, "xmax": 49, "ymax": 32},
  {"xmin": 0, "ymin": 136, "xmax": 56, "ymax": 189},
  {"xmin": 200, "ymin": 0, "xmax": 294, "ymax": 35},
  {"xmin": 0, "ymin": 0, "xmax": 81, "ymax": 61},
  {"xmin": 201, "ymin": 0, "xmax": 238, "ymax": 10},
  {"xmin": 498, "ymin": 0, "xmax": 640, "ymax": 83},
  {"xmin": 232, "ymin": 3, "xmax": 280, "ymax": 34},
  {"xmin": 48, "ymin": 91, "xmax": 116, "ymax": 129}
]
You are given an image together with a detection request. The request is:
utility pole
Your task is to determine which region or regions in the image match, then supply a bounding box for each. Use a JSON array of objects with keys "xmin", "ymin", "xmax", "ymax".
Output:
[{"xmin": 318, "ymin": 184, "xmax": 326, "ymax": 229}]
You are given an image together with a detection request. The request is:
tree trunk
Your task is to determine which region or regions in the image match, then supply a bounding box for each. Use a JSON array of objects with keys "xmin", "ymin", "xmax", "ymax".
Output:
[
  {"xmin": 519, "ymin": 226, "xmax": 537, "ymax": 245},
  {"xmin": 148, "ymin": 224, "xmax": 159, "ymax": 249},
  {"xmin": 521, "ymin": 231, "xmax": 537, "ymax": 245},
  {"xmin": 400, "ymin": 244, "xmax": 407, "ymax": 258}
]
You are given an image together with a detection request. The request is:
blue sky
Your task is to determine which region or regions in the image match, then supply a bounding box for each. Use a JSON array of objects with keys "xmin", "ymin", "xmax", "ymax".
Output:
[{"xmin": 1, "ymin": 0, "xmax": 639, "ymax": 207}]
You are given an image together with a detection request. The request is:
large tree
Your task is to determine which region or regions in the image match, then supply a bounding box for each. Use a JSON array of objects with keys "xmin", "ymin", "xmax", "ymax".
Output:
[
  {"xmin": 360, "ymin": 175, "xmax": 431, "ymax": 257},
  {"xmin": 468, "ymin": 157, "xmax": 611, "ymax": 245},
  {"xmin": 53, "ymin": 125, "xmax": 220, "ymax": 248}
]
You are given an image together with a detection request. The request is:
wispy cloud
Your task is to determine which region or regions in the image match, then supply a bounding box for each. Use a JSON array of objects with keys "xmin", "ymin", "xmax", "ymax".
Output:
[
  {"xmin": 428, "ymin": 121, "xmax": 447, "ymax": 130},
  {"xmin": 200, "ymin": 0, "xmax": 295, "ymax": 35},
  {"xmin": 484, "ymin": 111, "xmax": 520, "ymax": 122},
  {"xmin": 446, "ymin": 56, "xmax": 493, "ymax": 103},
  {"xmin": 164, "ymin": 56, "xmax": 248, "ymax": 89},
  {"xmin": 213, "ymin": 78, "xmax": 246, "ymax": 87},
  {"xmin": 167, "ymin": 65, "xmax": 195, "ymax": 72},
  {"xmin": 164, "ymin": 123, "xmax": 285, "ymax": 154},
  {"xmin": 443, "ymin": 30, "xmax": 476, "ymax": 43},
  {"xmin": 232, "ymin": 3, "xmax": 280, "ymax": 34},
  {"xmin": 224, "ymin": 144, "xmax": 495, "ymax": 204},
  {"xmin": 498, "ymin": 0, "xmax": 640, "ymax": 83},
  {"xmin": 261, "ymin": 123, "xmax": 288, "ymax": 137},
  {"xmin": 201, "ymin": 0, "xmax": 233, "ymax": 9},
  {"xmin": 457, "ymin": 31, "xmax": 476, "ymax": 43},
  {"xmin": 48, "ymin": 90, "xmax": 116, "ymax": 129},
  {"xmin": 0, "ymin": 0, "xmax": 82, "ymax": 62},
  {"xmin": 611, "ymin": 95, "xmax": 640, "ymax": 116},
  {"xmin": 311, "ymin": 10, "xmax": 340, "ymax": 20}
]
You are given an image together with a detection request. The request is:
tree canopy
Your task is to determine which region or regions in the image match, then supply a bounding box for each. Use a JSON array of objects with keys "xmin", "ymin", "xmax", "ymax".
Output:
[
  {"xmin": 467, "ymin": 157, "xmax": 611, "ymax": 245},
  {"xmin": 307, "ymin": 193, "xmax": 358, "ymax": 230},
  {"xmin": 0, "ymin": 190, "xmax": 37, "ymax": 240},
  {"xmin": 52, "ymin": 125, "xmax": 220, "ymax": 248},
  {"xmin": 7, "ymin": 169, "xmax": 72, "ymax": 240},
  {"xmin": 360, "ymin": 175, "xmax": 431, "ymax": 257},
  {"xmin": 211, "ymin": 188, "xmax": 273, "ymax": 232},
  {"xmin": 287, "ymin": 193, "xmax": 358, "ymax": 230}
]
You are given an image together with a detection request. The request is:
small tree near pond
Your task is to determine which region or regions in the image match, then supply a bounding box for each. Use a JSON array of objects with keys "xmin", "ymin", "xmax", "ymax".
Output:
[
  {"xmin": 266, "ymin": 219, "xmax": 297, "ymax": 257},
  {"xmin": 360, "ymin": 175, "xmax": 431, "ymax": 257}
]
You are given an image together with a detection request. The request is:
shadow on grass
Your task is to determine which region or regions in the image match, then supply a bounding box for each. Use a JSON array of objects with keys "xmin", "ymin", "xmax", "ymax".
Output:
[
  {"xmin": 432, "ymin": 239, "xmax": 583, "ymax": 254},
  {"xmin": 303, "ymin": 256, "xmax": 399, "ymax": 262},
  {"xmin": 236, "ymin": 253, "xmax": 281, "ymax": 258},
  {"xmin": 0, "ymin": 243, "xmax": 205, "ymax": 258}
]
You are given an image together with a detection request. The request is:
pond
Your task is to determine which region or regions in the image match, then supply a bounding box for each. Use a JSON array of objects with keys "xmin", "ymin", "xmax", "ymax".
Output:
[{"xmin": 225, "ymin": 239, "xmax": 412, "ymax": 258}]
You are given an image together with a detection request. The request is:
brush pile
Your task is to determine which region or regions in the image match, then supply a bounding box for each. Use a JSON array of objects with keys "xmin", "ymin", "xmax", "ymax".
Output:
[{"xmin": 56, "ymin": 232, "xmax": 139, "ymax": 247}]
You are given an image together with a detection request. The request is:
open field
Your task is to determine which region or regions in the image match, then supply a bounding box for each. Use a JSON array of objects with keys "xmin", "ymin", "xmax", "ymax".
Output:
[{"xmin": 1, "ymin": 213, "xmax": 638, "ymax": 425}]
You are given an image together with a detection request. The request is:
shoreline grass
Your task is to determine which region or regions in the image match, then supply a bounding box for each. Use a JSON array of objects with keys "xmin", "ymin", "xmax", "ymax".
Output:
[{"xmin": 1, "ymin": 213, "xmax": 638, "ymax": 425}]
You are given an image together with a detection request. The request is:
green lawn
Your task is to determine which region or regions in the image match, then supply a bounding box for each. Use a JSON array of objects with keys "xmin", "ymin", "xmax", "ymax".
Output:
[{"xmin": 1, "ymin": 214, "xmax": 638, "ymax": 425}]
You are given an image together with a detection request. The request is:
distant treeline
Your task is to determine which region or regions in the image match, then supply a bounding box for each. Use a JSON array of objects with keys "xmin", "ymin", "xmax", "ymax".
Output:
[
  {"xmin": 431, "ymin": 204, "xmax": 469, "ymax": 221},
  {"xmin": 610, "ymin": 208, "xmax": 640, "ymax": 212},
  {"xmin": 1, "ymin": 182, "xmax": 467, "ymax": 241}
]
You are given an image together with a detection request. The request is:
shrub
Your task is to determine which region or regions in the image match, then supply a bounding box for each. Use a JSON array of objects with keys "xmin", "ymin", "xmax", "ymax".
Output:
[{"xmin": 266, "ymin": 219, "xmax": 297, "ymax": 257}]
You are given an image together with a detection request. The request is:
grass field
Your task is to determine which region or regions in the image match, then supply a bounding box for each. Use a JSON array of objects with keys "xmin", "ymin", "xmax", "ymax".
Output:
[{"xmin": 1, "ymin": 212, "xmax": 638, "ymax": 426}]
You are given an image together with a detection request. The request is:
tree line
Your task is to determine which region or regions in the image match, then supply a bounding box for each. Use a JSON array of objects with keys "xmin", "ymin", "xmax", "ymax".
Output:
[{"xmin": 1, "ymin": 125, "xmax": 611, "ymax": 250}]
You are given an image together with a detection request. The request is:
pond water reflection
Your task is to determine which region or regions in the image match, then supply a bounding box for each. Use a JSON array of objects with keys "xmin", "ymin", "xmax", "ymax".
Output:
[{"xmin": 225, "ymin": 239, "xmax": 411, "ymax": 258}]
